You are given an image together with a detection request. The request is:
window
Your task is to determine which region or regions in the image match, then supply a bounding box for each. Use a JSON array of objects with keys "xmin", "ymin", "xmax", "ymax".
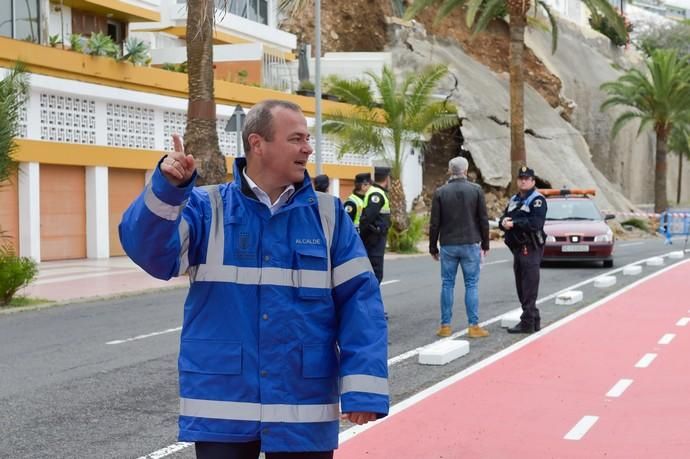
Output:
[
  {"xmin": 216, "ymin": 0, "xmax": 268, "ymax": 25},
  {"xmin": 0, "ymin": 0, "xmax": 40, "ymax": 42}
]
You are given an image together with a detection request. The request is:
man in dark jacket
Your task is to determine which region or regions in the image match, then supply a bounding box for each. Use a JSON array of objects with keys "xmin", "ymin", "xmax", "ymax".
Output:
[{"xmin": 429, "ymin": 157, "xmax": 490, "ymax": 338}]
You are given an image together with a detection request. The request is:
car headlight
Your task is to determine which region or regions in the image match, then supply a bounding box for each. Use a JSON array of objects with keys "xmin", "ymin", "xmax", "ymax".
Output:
[
  {"xmin": 546, "ymin": 235, "xmax": 556, "ymax": 243},
  {"xmin": 594, "ymin": 229, "xmax": 613, "ymax": 243}
]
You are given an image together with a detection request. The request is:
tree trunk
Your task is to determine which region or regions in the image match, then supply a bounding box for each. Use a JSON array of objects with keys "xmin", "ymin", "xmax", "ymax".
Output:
[
  {"xmin": 654, "ymin": 126, "xmax": 669, "ymax": 213},
  {"xmin": 677, "ymin": 152, "xmax": 683, "ymax": 205},
  {"xmin": 508, "ymin": 12, "xmax": 527, "ymax": 193},
  {"xmin": 389, "ymin": 177, "xmax": 408, "ymax": 233},
  {"xmin": 185, "ymin": 0, "xmax": 227, "ymax": 186}
]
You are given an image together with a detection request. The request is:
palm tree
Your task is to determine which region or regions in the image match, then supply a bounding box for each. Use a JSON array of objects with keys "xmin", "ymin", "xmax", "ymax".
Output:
[
  {"xmin": 669, "ymin": 123, "xmax": 690, "ymax": 205},
  {"xmin": 184, "ymin": 0, "xmax": 227, "ymax": 185},
  {"xmin": 404, "ymin": 0, "xmax": 626, "ymax": 189},
  {"xmin": 0, "ymin": 63, "xmax": 29, "ymax": 249},
  {"xmin": 323, "ymin": 65, "xmax": 459, "ymax": 232},
  {"xmin": 601, "ymin": 50, "xmax": 690, "ymax": 213},
  {"xmin": 0, "ymin": 63, "xmax": 28, "ymax": 188}
]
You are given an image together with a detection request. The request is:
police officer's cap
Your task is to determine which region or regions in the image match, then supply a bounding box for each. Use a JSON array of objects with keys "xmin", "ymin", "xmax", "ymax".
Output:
[
  {"xmin": 313, "ymin": 174, "xmax": 329, "ymax": 192},
  {"xmin": 374, "ymin": 166, "xmax": 391, "ymax": 181},
  {"xmin": 517, "ymin": 166, "xmax": 535, "ymax": 178},
  {"xmin": 354, "ymin": 172, "xmax": 371, "ymax": 185}
]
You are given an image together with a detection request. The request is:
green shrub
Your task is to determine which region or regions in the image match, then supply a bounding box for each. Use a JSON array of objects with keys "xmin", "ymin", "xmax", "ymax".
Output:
[
  {"xmin": 86, "ymin": 32, "xmax": 119, "ymax": 58},
  {"xmin": 69, "ymin": 34, "xmax": 84, "ymax": 53},
  {"xmin": 621, "ymin": 217, "xmax": 649, "ymax": 232},
  {"xmin": 388, "ymin": 213, "xmax": 428, "ymax": 253},
  {"xmin": 589, "ymin": 10, "xmax": 633, "ymax": 47},
  {"xmin": 0, "ymin": 247, "xmax": 38, "ymax": 306}
]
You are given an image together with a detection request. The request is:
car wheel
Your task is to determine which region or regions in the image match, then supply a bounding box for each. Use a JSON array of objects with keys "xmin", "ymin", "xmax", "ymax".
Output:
[{"xmin": 603, "ymin": 259, "xmax": 613, "ymax": 268}]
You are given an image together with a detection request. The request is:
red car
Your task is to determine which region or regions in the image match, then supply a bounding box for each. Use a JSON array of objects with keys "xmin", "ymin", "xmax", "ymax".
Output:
[{"xmin": 541, "ymin": 189, "xmax": 615, "ymax": 267}]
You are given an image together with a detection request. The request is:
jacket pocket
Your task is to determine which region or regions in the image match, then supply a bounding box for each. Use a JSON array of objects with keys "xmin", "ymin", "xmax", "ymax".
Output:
[
  {"xmin": 302, "ymin": 343, "xmax": 338, "ymax": 378},
  {"xmin": 294, "ymin": 245, "xmax": 330, "ymax": 298},
  {"xmin": 178, "ymin": 339, "xmax": 242, "ymax": 375}
]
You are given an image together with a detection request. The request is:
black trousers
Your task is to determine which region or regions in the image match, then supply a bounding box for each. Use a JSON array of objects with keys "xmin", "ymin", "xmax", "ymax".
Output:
[
  {"xmin": 512, "ymin": 245, "xmax": 544, "ymax": 324},
  {"xmin": 195, "ymin": 441, "xmax": 333, "ymax": 459},
  {"xmin": 368, "ymin": 255, "xmax": 384, "ymax": 284}
]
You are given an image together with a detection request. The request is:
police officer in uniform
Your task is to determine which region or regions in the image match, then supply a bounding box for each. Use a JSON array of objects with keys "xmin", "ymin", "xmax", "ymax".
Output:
[
  {"xmin": 344, "ymin": 172, "xmax": 372, "ymax": 229},
  {"xmin": 360, "ymin": 167, "xmax": 391, "ymax": 285},
  {"xmin": 499, "ymin": 166, "xmax": 547, "ymax": 334}
]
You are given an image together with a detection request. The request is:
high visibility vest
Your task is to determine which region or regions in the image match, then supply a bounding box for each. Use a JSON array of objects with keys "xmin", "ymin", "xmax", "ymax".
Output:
[
  {"xmin": 363, "ymin": 185, "xmax": 391, "ymax": 215},
  {"xmin": 346, "ymin": 193, "xmax": 366, "ymax": 226}
]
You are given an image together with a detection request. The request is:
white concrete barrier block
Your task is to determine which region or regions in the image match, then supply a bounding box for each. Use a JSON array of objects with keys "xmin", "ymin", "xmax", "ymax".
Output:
[
  {"xmin": 594, "ymin": 275, "xmax": 617, "ymax": 288},
  {"xmin": 669, "ymin": 251, "xmax": 685, "ymax": 259},
  {"xmin": 623, "ymin": 265, "xmax": 643, "ymax": 276},
  {"xmin": 555, "ymin": 290, "xmax": 583, "ymax": 305},
  {"xmin": 647, "ymin": 257, "xmax": 664, "ymax": 266},
  {"xmin": 500, "ymin": 309, "xmax": 522, "ymax": 328},
  {"xmin": 418, "ymin": 340, "xmax": 470, "ymax": 365}
]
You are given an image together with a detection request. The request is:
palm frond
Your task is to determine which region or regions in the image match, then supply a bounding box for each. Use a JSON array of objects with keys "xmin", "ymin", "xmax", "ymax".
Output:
[
  {"xmin": 609, "ymin": 111, "xmax": 642, "ymax": 139},
  {"xmin": 537, "ymin": 1, "xmax": 559, "ymax": 54},
  {"xmin": 472, "ymin": 0, "xmax": 507, "ymax": 37},
  {"xmin": 586, "ymin": 0, "xmax": 628, "ymax": 43},
  {"xmin": 437, "ymin": 0, "xmax": 470, "ymax": 25},
  {"xmin": 403, "ymin": 0, "xmax": 439, "ymax": 21}
]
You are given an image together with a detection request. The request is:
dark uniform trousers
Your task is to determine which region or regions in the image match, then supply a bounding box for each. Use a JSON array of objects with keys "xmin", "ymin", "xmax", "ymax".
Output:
[
  {"xmin": 368, "ymin": 254, "xmax": 384, "ymax": 284},
  {"xmin": 195, "ymin": 441, "xmax": 333, "ymax": 459},
  {"xmin": 512, "ymin": 245, "xmax": 544, "ymax": 325}
]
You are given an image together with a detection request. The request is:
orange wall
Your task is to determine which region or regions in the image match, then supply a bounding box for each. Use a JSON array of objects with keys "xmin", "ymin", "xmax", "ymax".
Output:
[
  {"xmin": 214, "ymin": 61, "xmax": 262, "ymax": 85},
  {"xmin": 0, "ymin": 171, "xmax": 19, "ymax": 251},
  {"xmin": 339, "ymin": 178, "xmax": 354, "ymax": 202},
  {"xmin": 40, "ymin": 165, "xmax": 86, "ymax": 260},
  {"xmin": 109, "ymin": 168, "xmax": 145, "ymax": 256}
]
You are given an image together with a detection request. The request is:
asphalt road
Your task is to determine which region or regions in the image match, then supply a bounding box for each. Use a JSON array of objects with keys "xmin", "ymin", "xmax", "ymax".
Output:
[{"xmin": 0, "ymin": 237, "xmax": 685, "ymax": 459}]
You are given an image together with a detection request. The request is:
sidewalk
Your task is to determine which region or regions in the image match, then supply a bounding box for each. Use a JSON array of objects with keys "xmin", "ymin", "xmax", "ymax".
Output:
[{"xmin": 18, "ymin": 257, "xmax": 188, "ymax": 305}]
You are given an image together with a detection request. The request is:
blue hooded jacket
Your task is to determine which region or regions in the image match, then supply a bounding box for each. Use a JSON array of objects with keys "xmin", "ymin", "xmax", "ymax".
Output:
[{"xmin": 119, "ymin": 158, "xmax": 389, "ymax": 451}]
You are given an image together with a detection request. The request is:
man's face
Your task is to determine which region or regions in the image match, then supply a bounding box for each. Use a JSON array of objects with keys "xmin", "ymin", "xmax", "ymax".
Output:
[
  {"xmin": 251, "ymin": 107, "xmax": 313, "ymax": 185},
  {"xmin": 517, "ymin": 176, "xmax": 535, "ymax": 192}
]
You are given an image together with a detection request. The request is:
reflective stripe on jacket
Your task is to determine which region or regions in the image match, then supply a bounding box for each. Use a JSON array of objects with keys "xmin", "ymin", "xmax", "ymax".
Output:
[{"xmin": 119, "ymin": 157, "xmax": 389, "ymax": 452}]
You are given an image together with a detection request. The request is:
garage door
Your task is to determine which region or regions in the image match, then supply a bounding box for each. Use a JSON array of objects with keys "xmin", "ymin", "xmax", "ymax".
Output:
[
  {"xmin": 109, "ymin": 168, "xmax": 145, "ymax": 257},
  {"xmin": 339, "ymin": 178, "xmax": 354, "ymax": 202},
  {"xmin": 40, "ymin": 165, "xmax": 86, "ymax": 261},
  {"xmin": 0, "ymin": 170, "xmax": 19, "ymax": 252}
]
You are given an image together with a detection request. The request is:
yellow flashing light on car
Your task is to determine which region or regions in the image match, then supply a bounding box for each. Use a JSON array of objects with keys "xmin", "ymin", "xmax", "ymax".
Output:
[{"xmin": 539, "ymin": 188, "xmax": 596, "ymax": 197}]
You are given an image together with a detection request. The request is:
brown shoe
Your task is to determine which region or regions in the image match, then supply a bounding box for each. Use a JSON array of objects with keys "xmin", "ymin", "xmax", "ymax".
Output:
[
  {"xmin": 468, "ymin": 325, "xmax": 489, "ymax": 338},
  {"xmin": 436, "ymin": 325, "xmax": 452, "ymax": 337}
]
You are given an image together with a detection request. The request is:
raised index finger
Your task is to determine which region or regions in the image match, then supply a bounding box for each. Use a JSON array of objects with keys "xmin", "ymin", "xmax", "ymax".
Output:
[{"xmin": 172, "ymin": 133, "xmax": 184, "ymax": 155}]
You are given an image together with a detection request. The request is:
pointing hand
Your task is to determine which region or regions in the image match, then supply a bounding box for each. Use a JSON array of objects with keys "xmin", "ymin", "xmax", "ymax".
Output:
[{"xmin": 160, "ymin": 133, "xmax": 196, "ymax": 186}]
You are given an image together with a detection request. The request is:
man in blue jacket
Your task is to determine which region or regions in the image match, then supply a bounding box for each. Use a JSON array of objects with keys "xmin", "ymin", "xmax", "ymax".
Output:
[{"xmin": 119, "ymin": 99, "xmax": 389, "ymax": 459}]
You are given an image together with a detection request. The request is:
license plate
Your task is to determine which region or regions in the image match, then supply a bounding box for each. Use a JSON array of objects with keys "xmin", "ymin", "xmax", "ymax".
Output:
[{"xmin": 562, "ymin": 244, "xmax": 590, "ymax": 252}]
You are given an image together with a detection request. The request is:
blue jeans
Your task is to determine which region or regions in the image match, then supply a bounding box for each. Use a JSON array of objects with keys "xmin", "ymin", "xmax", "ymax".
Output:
[{"xmin": 440, "ymin": 244, "xmax": 481, "ymax": 326}]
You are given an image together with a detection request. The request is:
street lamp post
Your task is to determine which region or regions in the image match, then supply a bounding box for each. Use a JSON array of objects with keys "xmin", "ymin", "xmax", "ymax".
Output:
[
  {"xmin": 314, "ymin": 0, "xmax": 323, "ymax": 175},
  {"xmin": 225, "ymin": 104, "xmax": 246, "ymax": 157}
]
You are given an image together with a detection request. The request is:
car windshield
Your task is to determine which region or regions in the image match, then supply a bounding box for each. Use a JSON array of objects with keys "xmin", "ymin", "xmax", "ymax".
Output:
[{"xmin": 546, "ymin": 199, "xmax": 602, "ymax": 221}]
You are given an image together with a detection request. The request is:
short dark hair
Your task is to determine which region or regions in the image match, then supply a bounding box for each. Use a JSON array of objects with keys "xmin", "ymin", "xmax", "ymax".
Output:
[{"xmin": 242, "ymin": 100, "xmax": 303, "ymax": 153}]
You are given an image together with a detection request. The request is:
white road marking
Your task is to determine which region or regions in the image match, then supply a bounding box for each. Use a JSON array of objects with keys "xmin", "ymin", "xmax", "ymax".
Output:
[
  {"xmin": 676, "ymin": 317, "xmax": 690, "ymax": 326},
  {"xmin": 606, "ymin": 379, "xmax": 633, "ymax": 398},
  {"xmin": 658, "ymin": 333, "xmax": 676, "ymax": 345},
  {"xmin": 564, "ymin": 416, "xmax": 599, "ymax": 440},
  {"xmin": 136, "ymin": 442, "xmax": 192, "ymax": 459},
  {"xmin": 635, "ymin": 353, "xmax": 657, "ymax": 368},
  {"xmin": 618, "ymin": 242, "xmax": 645, "ymax": 248},
  {"xmin": 341, "ymin": 259, "xmax": 690, "ymax": 445},
  {"xmin": 483, "ymin": 259, "xmax": 510, "ymax": 266},
  {"xmin": 106, "ymin": 327, "xmax": 181, "ymax": 345},
  {"xmin": 380, "ymin": 279, "xmax": 400, "ymax": 286}
]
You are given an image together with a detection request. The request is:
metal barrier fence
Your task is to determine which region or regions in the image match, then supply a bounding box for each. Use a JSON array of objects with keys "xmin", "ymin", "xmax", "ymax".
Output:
[{"xmin": 659, "ymin": 210, "xmax": 690, "ymax": 248}]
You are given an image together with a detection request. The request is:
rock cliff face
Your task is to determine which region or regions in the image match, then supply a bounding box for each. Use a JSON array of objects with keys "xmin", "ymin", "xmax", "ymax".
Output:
[
  {"xmin": 392, "ymin": 29, "xmax": 633, "ymax": 211},
  {"xmin": 281, "ymin": 1, "xmax": 686, "ymax": 207}
]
